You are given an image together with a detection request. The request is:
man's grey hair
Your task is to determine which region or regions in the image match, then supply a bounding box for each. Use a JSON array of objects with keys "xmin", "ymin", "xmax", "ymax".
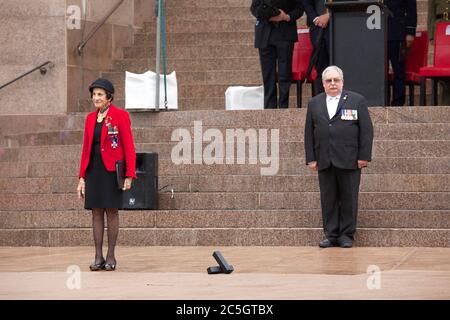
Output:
[{"xmin": 322, "ymin": 65, "xmax": 344, "ymax": 81}]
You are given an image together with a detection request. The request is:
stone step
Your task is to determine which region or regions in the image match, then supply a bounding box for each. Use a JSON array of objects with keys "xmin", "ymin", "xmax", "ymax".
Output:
[
  {"xmin": 175, "ymin": 84, "xmax": 293, "ymax": 100},
  {"xmin": 111, "ymin": 83, "xmax": 257, "ymax": 100},
  {"xmin": 76, "ymin": 97, "xmax": 233, "ymax": 113},
  {"xmin": 177, "ymin": 97, "xmax": 226, "ymax": 111},
  {"xmin": 0, "ymin": 227, "xmax": 448, "ymax": 247},
  {"xmin": 102, "ymin": 81, "xmax": 425, "ymax": 112},
  {"xmin": 2, "ymin": 140, "xmax": 450, "ymax": 163},
  {"xmin": 0, "ymin": 209, "xmax": 448, "ymax": 229},
  {"xmin": 2, "ymin": 157, "xmax": 449, "ymax": 180},
  {"xmin": 164, "ymin": 0, "xmax": 252, "ymax": 9},
  {"xmin": 176, "ymin": 96, "xmax": 308, "ymax": 111},
  {"xmin": 2, "ymin": 174, "xmax": 450, "ymax": 195},
  {"xmin": 4, "ymin": 131, "xmax": 84, "ymax": 147},
  {"xmin": 157, "ymin": 157, "xmax": 450, "ymax": 176},
  {"xmin": 163, "ymin": 6, "xmax": 254, "ymax": 21},
  {"xmin": 4, "ymin": 108, "xmax": 445, "ymax": 137},
  {"xmin": 182, "ymin": 174, "xmax": 450, "ymax": 193},
  {"xmin": 103, "ymin": 73, "xmax": 262, "ymax": 99},
  {"xmin": 5, "ymin": 122, "xmax": 450, "ymax": 147},
  {"xmin": 0, "ymin": 192, "xmax": 449, "ymax": 211},
  {"xmin": 134, "ymin": 31, "xmax": 254, "ymax": 47},
  {"xmin": 74, "ymin": 96, "xmax": 309, "ymax": 113},
  {"xmin": 123, "ymin": 44, "xmax": 257, "ymax": 59},
  {"xmin": 113, "ymin": 57, "xmax": 274, "ymax": 72},
  {"xmin": 157, "ymin": 0, "xmax": 425, "ymax": 21},
  {"xmin": 98, "ymin": 84, "xmax": 303, "ymax": 107},
  {"xmin": 0, "ymin": 114, "xmax": 85, "ymax": 137},
  {"xmin": 104, "ymin": 69, "xmax": 262, "ymax": 86},
  {"xmin": 143, "ymin": 19, "xmax": 255, "ymax": 34},
  {"xmin": 80, "ymin": 92, "xmax": 439, "ymax": 114},
  {"xmin": 130, "ymin": 107, "xmax": 450, "ymax": 126}
]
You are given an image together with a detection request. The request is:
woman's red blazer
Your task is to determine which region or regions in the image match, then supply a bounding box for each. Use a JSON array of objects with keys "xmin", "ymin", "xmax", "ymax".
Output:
[{"xmin": 79, "ymin": 105, "xmax": 137, "ymax": 179}]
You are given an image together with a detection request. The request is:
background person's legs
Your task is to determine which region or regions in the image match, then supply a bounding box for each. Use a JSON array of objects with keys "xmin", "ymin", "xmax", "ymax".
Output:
[
  {"xmin": 310, "ymin": 27, "xmax": 330, "ymax": 95},
  {"xmin": 259, "ymin": 45, "xmax": 278, "ymax": 109},
  {"xmin": 438, "ymin": 80, "xmax": 450, "ymax": 106},
  {"xmin": 276, "ymin": 41, "xmax": 294, "ymax": 108},
  {"xmin": 389, "ymin": 40, "xmax": 406, "ymax": 106}
]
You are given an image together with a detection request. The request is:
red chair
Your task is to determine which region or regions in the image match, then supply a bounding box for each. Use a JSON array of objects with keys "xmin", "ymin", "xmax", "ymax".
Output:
[
  {"xmin": 419, "ymin": 22, "xmax": 450, "ymax": 105},
  {"xmin": 292, "ymin": 26, "xmax": 317, "ymax": 108},
  {"xmin": 388, "ymin": 31, "xmax": 428, "ymax": 106}
]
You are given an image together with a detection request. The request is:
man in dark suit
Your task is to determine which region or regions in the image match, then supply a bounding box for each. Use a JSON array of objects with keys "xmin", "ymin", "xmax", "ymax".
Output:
[
  {"xmin": 304, "ymin": 65, "xmax": 373, "ymax": 248},
  {"xmin": 385, "ymin": 0, "xmax": 417, "ymax": 106},
  {"xmin": 250, "ymin": 0, "xmax": 304, "ymax": 109},
  {"xmin": 302, "ymin": 0, "xmax": 330, "ymax": 95}
]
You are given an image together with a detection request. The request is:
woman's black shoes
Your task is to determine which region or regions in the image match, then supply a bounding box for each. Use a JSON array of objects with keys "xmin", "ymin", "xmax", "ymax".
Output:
[
  {"xmin": 104, "ymin": 262, "xmax": 116, "ymax": 271},
  {"xmin": 90, "ymin": 258, "xmax": 116, "ymax": 271},
  {"xmin": 89, "ymin": 259, "xmax": 106, "ymax": 271}
]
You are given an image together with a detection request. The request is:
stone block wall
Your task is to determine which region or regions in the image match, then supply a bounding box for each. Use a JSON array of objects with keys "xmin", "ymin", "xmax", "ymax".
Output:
[
  {"xmin": 0, "ymin": 0, "xmax": 67, "ymax": 115},
  {"xmin": 0, "ymin": 0, "xmax": 151, "ymax": 115}
]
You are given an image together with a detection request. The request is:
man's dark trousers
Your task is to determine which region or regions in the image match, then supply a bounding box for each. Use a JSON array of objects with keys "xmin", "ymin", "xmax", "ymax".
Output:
[
  {"xmin": 385, "ymin": 0, "xmax": 417, "ymax": 106},
  {"xmin": 388, "ymin": 40, "xmax": 406, "ymax": 106},
  {"xmin": 318, "ymin": 164, "xmax": 361, "ymax": 242},
  {"xmin": 259, "ymin": 37, "xmax": 294, "ymax": 109},
  {"xmin": 310, "ymin": 25, "xmax": 330, "ymax": 94}
]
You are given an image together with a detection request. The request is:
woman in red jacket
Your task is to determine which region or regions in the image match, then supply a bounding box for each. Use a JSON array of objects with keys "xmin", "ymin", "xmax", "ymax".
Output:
[{"xmin": 77, "ymin": 78, "xmax": 136, "ymax": 271}]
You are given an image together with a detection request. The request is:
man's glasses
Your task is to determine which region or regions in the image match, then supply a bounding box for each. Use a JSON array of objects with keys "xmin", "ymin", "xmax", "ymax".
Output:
[{"xmin": 324, "ymin": 78, "xmax": 342, "ymax": 84}]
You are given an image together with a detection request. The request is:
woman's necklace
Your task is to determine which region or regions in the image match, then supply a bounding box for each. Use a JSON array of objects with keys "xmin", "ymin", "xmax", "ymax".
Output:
[{"xmin": 97, "ymin": 105, "xmax": 110, "ymax": 123}]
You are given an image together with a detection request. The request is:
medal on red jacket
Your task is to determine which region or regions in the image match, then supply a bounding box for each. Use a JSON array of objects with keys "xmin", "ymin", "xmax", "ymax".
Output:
[
  {"xmin": 106, "ymin": 119, "xmax": 119, "ymax": 149},
  {"xmin": 111, "ymin": 136, "xmax": 118, "ymax": 149}
]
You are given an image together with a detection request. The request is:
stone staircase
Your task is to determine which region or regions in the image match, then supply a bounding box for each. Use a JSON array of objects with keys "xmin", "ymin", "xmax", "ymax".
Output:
[
  {"xmin": 1, "ymin": 107, "xmax": 450, "ymax": 246},
  {"xmin": 92, "ymin": 0, "xmax": 427, "ymax": 111},
  {"xmin": 0, "ymin": 0, "xmax": 443, "ymax": 247},
  {"xmin": 72, "ymin": 0, "xmax": 429, "ymax": 112},
  {"xmin": 82, "ymin": 0, "xmax": 311, "ymax": 113}
]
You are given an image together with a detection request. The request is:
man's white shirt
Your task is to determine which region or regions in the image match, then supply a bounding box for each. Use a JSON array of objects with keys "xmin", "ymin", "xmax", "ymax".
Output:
[{"xmin": 326, "ymin": 94, "xmax": 341, "ymax": 119}]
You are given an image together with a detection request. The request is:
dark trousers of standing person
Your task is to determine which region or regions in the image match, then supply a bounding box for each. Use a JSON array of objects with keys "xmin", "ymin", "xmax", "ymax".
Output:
[
  {"xmin": 310, "ymin": 26, "xmax": 330, "ymax": 95},
  {"xmin": 258, "ymin": 38, "xmax": 294, "ymax": 109},
  {"xmin": 318, "ymin": 165, "xmax": 361, "ymax": 242},
  {"xmin": 388, "ymin": 40, "xmax": 406, "ymax": 106}
]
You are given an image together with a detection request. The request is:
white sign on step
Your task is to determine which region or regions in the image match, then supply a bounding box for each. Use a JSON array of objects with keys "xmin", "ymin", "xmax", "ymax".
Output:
[
  {"xmin": 225, "ymin": 86, "xmax": 264, "ymax": 110},
  {"xmin": 125, "ymin": 70, "xmax": 178, "ymax": 110}
]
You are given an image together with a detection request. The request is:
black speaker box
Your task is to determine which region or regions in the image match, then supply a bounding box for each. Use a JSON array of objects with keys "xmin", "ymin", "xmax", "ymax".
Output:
[{"xmin": 121, "ymin": 152, "xmax": 158, "ymax": 210}]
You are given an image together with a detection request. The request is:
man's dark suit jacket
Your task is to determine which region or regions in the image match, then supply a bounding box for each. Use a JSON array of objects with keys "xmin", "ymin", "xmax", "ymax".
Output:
[
  {"xmin": 250, "ymin": 0, "xmax": 304, "ymax": 48},
  {"xmin": 304, "ymin": 90, "xmax": 374, "ymax": 171},
  {"xmin": 385, "ymin": 0, "xmax": 417, "ymax": 41},
  {"xmin": 302, "ymin": 0, "xmax": 326, "ymax": 27}
]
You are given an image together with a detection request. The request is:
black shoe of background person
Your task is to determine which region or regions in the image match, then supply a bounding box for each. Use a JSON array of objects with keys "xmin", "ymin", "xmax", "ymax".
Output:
[{"xmin": 319, "ymin": 239, "xmax": 337, "ymax": 248}]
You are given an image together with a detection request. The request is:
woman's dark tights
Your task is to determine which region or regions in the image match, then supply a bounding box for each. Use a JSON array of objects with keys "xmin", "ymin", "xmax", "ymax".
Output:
[{"xmin": 92, "ymin": 208, "xmax": 119, "ymax": 265}]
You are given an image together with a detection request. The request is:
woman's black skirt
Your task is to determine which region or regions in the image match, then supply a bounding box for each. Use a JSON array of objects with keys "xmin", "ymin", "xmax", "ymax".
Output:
[{"xmin": 84, "ymin": 142, "xmax": 123, "ymax": 210}]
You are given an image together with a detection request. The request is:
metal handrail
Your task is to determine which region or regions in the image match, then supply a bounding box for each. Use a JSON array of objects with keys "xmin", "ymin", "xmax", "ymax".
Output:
[
  {"xmin": 0, "ymin": 61, "xmax": 54, "ymax": 91},
  {"xmin": 76, "ymin": 0, "xmax": 125, "ymax": 55}
]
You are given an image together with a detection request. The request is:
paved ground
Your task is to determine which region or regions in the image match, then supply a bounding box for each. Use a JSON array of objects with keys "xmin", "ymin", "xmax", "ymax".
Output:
[{"xmin": 1, "ymin": 246, "xmax": 450, "ymax": 300}]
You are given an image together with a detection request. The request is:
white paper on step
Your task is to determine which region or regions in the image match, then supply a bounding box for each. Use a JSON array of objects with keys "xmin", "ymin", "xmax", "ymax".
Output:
[{"xmin": 125, "ymin": 70, "xmax": 178, "ymax": 110}]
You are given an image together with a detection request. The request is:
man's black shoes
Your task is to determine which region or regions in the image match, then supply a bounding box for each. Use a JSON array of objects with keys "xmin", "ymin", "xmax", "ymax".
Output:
[
  {"xmin": 319, "ymin": 239, "xmax": 338, "ymax": 248},
  {"xmin": 340, "ymin": 240, "xmax": 353, "ymax": 248},
  {"xmin": 319, "ymin": 238, "xmax": 353, "ymax": 248}
]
